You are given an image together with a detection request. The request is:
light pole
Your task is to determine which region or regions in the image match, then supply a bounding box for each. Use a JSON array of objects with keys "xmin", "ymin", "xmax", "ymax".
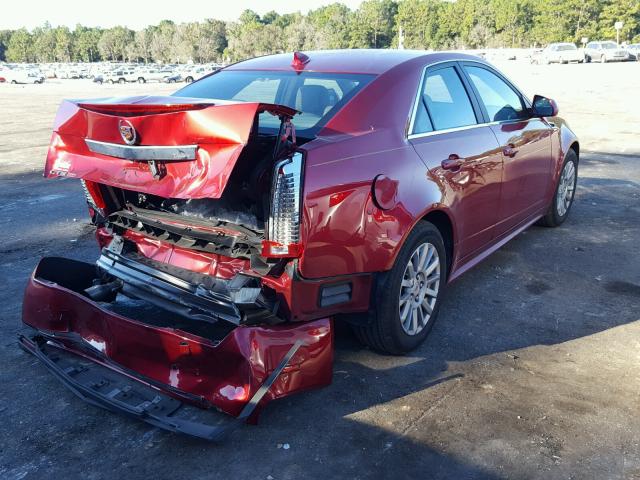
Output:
[{"xmin": 615, "ymin": 21, "xmax": 623, "ymax": 45}]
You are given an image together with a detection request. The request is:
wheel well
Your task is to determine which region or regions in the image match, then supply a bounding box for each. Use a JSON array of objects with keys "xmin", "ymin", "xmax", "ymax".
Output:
[
  {"xmin": 421, "ymin": 211, "xmax": 454, "ymax": 275},
  {"xmin": 569, "ymin": 141, "xmax": 579, "ymax": 160}
]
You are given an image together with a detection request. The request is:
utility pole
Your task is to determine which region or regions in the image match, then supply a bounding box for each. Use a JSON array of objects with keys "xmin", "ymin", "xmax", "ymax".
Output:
[
  {"xmin": 398, "ymin": 26, "xmax": 405, "ymax": 50},
  {"xmin": 615, "ymin": 21, "xmax": 623, "ymax": 45}
]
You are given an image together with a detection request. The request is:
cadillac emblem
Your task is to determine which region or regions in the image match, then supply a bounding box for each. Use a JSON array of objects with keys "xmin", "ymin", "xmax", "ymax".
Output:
[{"xmin": 118, "ymin": 119, "xmax": 137, "ymax": 145}]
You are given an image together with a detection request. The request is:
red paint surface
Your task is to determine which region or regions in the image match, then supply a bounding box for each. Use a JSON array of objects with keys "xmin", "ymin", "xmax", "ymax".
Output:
[{"xmin": 22, "ymin": 266, "xmax": 333, "ymax": 417}]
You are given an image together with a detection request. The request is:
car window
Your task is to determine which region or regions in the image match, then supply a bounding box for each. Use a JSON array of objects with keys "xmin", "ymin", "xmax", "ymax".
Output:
[
  {"xmin": 175, "ymin": 71, "xmax": 374, "ymax": 138},
  {"xmin": 232, "ymin": 77, "xmax": 281, "ymax": 103},
  {"xmin": 465, "ymin": 66, "xmax": 527, "ymax": 122},
  {"xmin": 418, "ymin": 67, "xmax": 477, "ymax": 131}
]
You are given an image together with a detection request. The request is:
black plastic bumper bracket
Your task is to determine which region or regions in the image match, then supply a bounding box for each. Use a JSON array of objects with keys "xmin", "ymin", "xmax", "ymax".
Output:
[{"xmin": 18, "ymin": 334, "xmax": 303, "ymax": 441}]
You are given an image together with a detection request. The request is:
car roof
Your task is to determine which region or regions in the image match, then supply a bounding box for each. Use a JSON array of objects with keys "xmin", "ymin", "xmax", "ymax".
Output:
[{"xmin": 224, "ymin": 49, "xmax": 484, "ymax": 75}]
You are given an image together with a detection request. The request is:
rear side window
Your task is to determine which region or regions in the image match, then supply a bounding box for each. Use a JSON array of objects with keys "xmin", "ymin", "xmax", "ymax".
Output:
[
  {"xmin": 465, "ymin": 66, "xmax": 527, "ymax": 122},
  {"xmin": 414, "ymin": 66, "xmax": 477, "ymax": 133}
]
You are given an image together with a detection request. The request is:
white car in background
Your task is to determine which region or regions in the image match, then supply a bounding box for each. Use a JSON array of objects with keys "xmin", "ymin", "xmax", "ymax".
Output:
[
  {"xmin": 538, "ymin": 43, "xmax": 584, "ymax": 64},
  {"xmin": 103, "ymin": 69, "xmax": 136, "ymax": 84},
  {"xmin": 182, "ymin": 65, "xmax": 214, "ymax": 83},
  {"xmin": 585, "ymin": 41, "xmax": 629, "ymax": 63},
  {"xmin": 1, "ymin": 68, "xmax": 45, "ymax": 84},
  {"xmin": 135, "ymin": 68, "xmax": 175, "ymax": 83}
]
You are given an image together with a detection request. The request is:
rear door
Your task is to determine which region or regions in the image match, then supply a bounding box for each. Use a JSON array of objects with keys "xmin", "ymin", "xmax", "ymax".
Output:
[
  {"xmin": 409, "ymin": 62, "xmax": 504, "ymax": 263},
  {"xmin": 460, "ymin": 62, "xmax": 554, "ymax": 236}
]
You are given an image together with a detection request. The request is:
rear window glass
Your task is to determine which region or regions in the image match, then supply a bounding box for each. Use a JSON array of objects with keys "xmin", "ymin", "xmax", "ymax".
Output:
[{"xmin": 174, "ymin": 70, "xmax": 374, "ymax": 138}]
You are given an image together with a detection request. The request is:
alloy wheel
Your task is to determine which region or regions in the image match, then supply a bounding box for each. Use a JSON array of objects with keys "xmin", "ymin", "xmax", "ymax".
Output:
[
  {"xmin": 556, "ymin": 160, "xmax": 576, "ymax": 217},
  {"xmin": 399, "ymin": 242, "xmax": 440, "ymax": 336}
]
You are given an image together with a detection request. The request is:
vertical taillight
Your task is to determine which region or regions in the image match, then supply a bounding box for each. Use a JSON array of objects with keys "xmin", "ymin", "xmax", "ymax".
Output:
[
  {"xmin": 80, "ymin": 179, "xmax": 107, "ymax": 218},
  {"xmin": 262, "ymin": 152, "xmax": 303, "ymax": 258}
]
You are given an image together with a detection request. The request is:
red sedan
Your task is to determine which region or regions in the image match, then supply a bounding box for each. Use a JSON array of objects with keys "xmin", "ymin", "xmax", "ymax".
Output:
[{"xmin": 22, "ymin": 50, "xmax": 578, "ymax": 439}]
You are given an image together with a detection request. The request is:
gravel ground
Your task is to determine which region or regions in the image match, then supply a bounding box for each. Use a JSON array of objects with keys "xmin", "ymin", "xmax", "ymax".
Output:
[{"xmin": 0, "ymin": 61, "xmax": 639, "ymax": 480}]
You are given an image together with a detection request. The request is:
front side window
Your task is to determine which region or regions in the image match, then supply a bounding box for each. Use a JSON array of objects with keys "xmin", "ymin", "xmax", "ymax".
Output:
[
  {"xmin": 465, "ymin": 66, "xmax": 527, "ymax": 122},
  {"xmin": 415, "ymin": 66, "xmax": 477, "ymax": 132}
]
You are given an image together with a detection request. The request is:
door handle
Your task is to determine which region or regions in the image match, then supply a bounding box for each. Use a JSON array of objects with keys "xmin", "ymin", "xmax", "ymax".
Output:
[
  {"xmin": 441, "ymin": 154, "xmax": 463, "ymax": 171},
  {"xmin": 503, "ymin": 144, "xmax": 518, "ymax": 158}
]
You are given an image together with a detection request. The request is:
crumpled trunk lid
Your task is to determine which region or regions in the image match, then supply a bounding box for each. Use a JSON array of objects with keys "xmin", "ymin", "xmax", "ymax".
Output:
[{"xmin": 45, "ymin": 95, "xmax": 296, "ymax": 199}]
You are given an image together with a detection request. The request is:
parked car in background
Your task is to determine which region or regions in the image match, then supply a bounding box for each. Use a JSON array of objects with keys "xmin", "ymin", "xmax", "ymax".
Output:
[
  {"xmin": 537, "ymin": 43, "xmax": 583, "ymax": 64},
  {"xmin": 103, "ymin": 69, "xmax": 136, "ymax": 84},
  {"xmin": 24, "ymin": 50, "xmax": 579, "ymax": 439},
  {"xmin": 584, "ymin": 41, "xmax": 629, "ymax": 62},
  {"xmin": 1, "ymin": 68, "xmax": 45, "ymax": 84},
  {"xmin": 183, "ymin": 65, "xmax": 212, "ymax": 83},
  {"xmin": 163, "ymin": 73, "xmax": 183, "ymax": 83},
  {"xmin": 624, "ymin": 43, "xmax": 640, "ymax": 61},
  {"xmin": 135, "ymin": 68, "xmax": 175, "ymax": 83}
]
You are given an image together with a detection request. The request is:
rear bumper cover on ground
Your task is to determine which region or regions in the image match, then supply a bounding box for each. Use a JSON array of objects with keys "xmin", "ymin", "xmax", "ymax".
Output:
[{"xmin": 21, "ymin": 257, "xmax": 333, "ymax": 438}]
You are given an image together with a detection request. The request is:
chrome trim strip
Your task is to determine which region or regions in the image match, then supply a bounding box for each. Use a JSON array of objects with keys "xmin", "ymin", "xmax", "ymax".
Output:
[
  {"xmin": 85, "ymin": 139, "xmax": 197, "ymax": 161},
  {"xmin": 408, "ymin": 123, "xmax": 487, "ymax": 140}
]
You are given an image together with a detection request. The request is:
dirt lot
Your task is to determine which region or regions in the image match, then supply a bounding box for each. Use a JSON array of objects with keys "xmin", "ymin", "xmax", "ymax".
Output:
[{"xmin": 1, "ymin": 61, "xmax": 639, "ymax": 480}]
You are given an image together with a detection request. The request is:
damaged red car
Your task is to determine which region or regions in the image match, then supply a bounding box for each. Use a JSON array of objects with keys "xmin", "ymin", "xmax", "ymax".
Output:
[{"xmin": 21, "ymin": 50, "xmax": 578, "ymax": 440}]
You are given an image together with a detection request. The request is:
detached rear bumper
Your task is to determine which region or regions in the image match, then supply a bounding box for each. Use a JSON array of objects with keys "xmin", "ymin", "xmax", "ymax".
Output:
[{"xmin": 21, "ymin": 257, "xmax": 333, "ymax": 438}]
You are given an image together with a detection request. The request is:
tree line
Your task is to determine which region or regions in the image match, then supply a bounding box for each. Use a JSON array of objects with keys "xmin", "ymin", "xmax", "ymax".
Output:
[{"xmin": 1, "ymin": 0, "xmax": 638, "ymax": 64}]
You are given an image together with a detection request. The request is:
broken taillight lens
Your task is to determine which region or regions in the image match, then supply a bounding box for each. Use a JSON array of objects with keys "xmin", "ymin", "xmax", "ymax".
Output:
[
  {"xmin": 80, "ymin": 179, "xmax": 106, "ymax": 217},
  {"xmin": 263, "ymin": 152, "xmax": 303, "ymax": 258}
]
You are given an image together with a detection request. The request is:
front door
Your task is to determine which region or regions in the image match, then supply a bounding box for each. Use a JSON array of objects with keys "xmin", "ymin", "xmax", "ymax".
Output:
[{"xmin": 460, "ymin": 63, "xmax": 554, "ymax": 236}]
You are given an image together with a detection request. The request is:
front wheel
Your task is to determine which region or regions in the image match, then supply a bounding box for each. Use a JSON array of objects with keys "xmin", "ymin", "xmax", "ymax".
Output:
[
  {"xmin": 600, "ymin": 55, "xmax": 607, "ymax": 63},
  {"xmin": 137, "ymin": 77, "xmax": 145, "ymax": 84},
  {"xmin": 538, "ymin": 150, "xmax": 578, "ymax": 227},
  {"xmin": 185, "ymin": 76, "xmax": 194, "ymax": 83},
  {"xmin": 353, "ymin": 222, "xmax": 447, "ymax": 354}
]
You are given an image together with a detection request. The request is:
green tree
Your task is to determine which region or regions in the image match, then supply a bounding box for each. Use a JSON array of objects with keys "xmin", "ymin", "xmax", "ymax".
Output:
[
  {"xmin": 598, "ymin": 0, "xmax": 640, "ymax": 42},
  {"xmin": 53, "ymin": 26, "xmax": 73, "ymax": 62},
  {"xmin": 6, "ymin": 28, "xmax": 34, "ymax": 62},
  {"xmin": 350, "ymin": 0, "xmax": 398, "ymax": 48},
  {"xmin": 32, "ymin": 23, "xmax": 56, "ymax": 62},
  {"xmin": 98, "ymin": 26, "xmax": 134, "ymax": 61},
  {"xmin": 73, "ymin": 25, "xmax": 102, "ymax": 61},
  {"xmin": 0, "ymin": 30, "xmax": 12, "ymax": 61},
  {"xmin": 307, "ymin": 3, "xmax": 353, "ymax": 49}
]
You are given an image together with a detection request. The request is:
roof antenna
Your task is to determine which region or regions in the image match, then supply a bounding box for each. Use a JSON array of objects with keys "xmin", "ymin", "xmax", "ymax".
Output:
[{"xmin": 291, "ymin": 51, "xmax": 310, "ymax": 72}]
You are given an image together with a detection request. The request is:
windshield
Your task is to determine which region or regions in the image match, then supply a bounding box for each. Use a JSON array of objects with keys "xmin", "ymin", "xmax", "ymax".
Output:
[
  {"xmin": 557, "ymin": 44, "xmax": 577, "ymax": 51},
  {"xmin": 174, "ymin": 70, "xmax": 375, "ymax": 138},
  {"xmin": 602, "ymin": 42, "xmax": 617, "ymax": 49}
]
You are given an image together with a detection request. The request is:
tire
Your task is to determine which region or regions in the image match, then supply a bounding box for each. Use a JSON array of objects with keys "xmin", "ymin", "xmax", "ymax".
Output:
[
  {"xmin": 118, "ymin": 78, "xmax": 125, "ymax": 84},
  {"xmin": 538, "ymin": 149, "xmax": 578, "ymax": 227},
  {"xmin": 600, "ymin": 55, "xmax": 606, "ymax": 63},
  {"xmin": 585, "ymin": 55, "xmax": 591, "ymax": 63},
  {"xmin": 138, "ymin": 77, "xmax": 145, "ymax": 84},
  {"xmin": 352, "ymin": 221, "xmax": 447, "ymax": 355},
  {"xmin": 185, "ymin": 76, "xmax": 193, "ymax": 83},
  {"xmin": 11, "ymin": 80, "xmax": 17, "ymax": 84}
]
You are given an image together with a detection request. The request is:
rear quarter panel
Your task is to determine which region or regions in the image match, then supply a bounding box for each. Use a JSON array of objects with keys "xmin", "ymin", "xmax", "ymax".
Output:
[{"xmin": 297, "ymin": 57, "xmax": 448, "ymax": 279}]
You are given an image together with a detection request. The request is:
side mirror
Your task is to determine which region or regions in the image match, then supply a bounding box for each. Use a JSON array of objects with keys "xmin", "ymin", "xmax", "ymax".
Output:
[{"xmin": 532, "ymin": 95, "xmax": 559, "ymax": 117}]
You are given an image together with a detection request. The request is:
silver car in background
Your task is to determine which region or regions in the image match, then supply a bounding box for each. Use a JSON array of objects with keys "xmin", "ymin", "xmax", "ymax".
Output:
[
  {"xmin": 538, "ymin": 43, "xmax": 584, "ymax": 64},
  {"xmin": 585, "ymin": 41, "xmax": 629, "ymax": 63}
]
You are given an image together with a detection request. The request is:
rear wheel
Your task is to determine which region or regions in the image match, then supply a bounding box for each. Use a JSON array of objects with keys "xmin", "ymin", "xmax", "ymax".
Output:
[
  {"xmin": 118, "ymin": 78, "xmax": 125, "ymax": 84},
  {"xmin": 538, "ymin": 150, "xmax": 578, "ymax": 227},
  {"xmin": 137, "ymin": 77, "xmax": 145, "ymax": 84},
  {"xmin": 352, "ymin": 222, "xmax": 447, "ymax": 354},
  {"xmin": 600, "ymin": 54, "xmax": 607, "ymax": 63},
  {"xmin": 185, "ymin": 76, "xmax": 194, "ymax": 83}
]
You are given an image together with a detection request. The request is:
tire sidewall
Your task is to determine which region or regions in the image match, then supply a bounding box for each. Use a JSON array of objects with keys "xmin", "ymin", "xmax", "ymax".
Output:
[
  {"xmin": 550, "ymin": 151, "xmax": 578, "ymax": 225},
  {"xmin": 376, "ymin": 222, "xmax": 447, "ymax": 353}
]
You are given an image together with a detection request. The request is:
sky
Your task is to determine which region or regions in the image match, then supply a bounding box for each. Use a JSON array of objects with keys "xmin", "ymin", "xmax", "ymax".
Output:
[{"xmin": 1, "ymin": 0, "xmax": 365, "ymax": 30}]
